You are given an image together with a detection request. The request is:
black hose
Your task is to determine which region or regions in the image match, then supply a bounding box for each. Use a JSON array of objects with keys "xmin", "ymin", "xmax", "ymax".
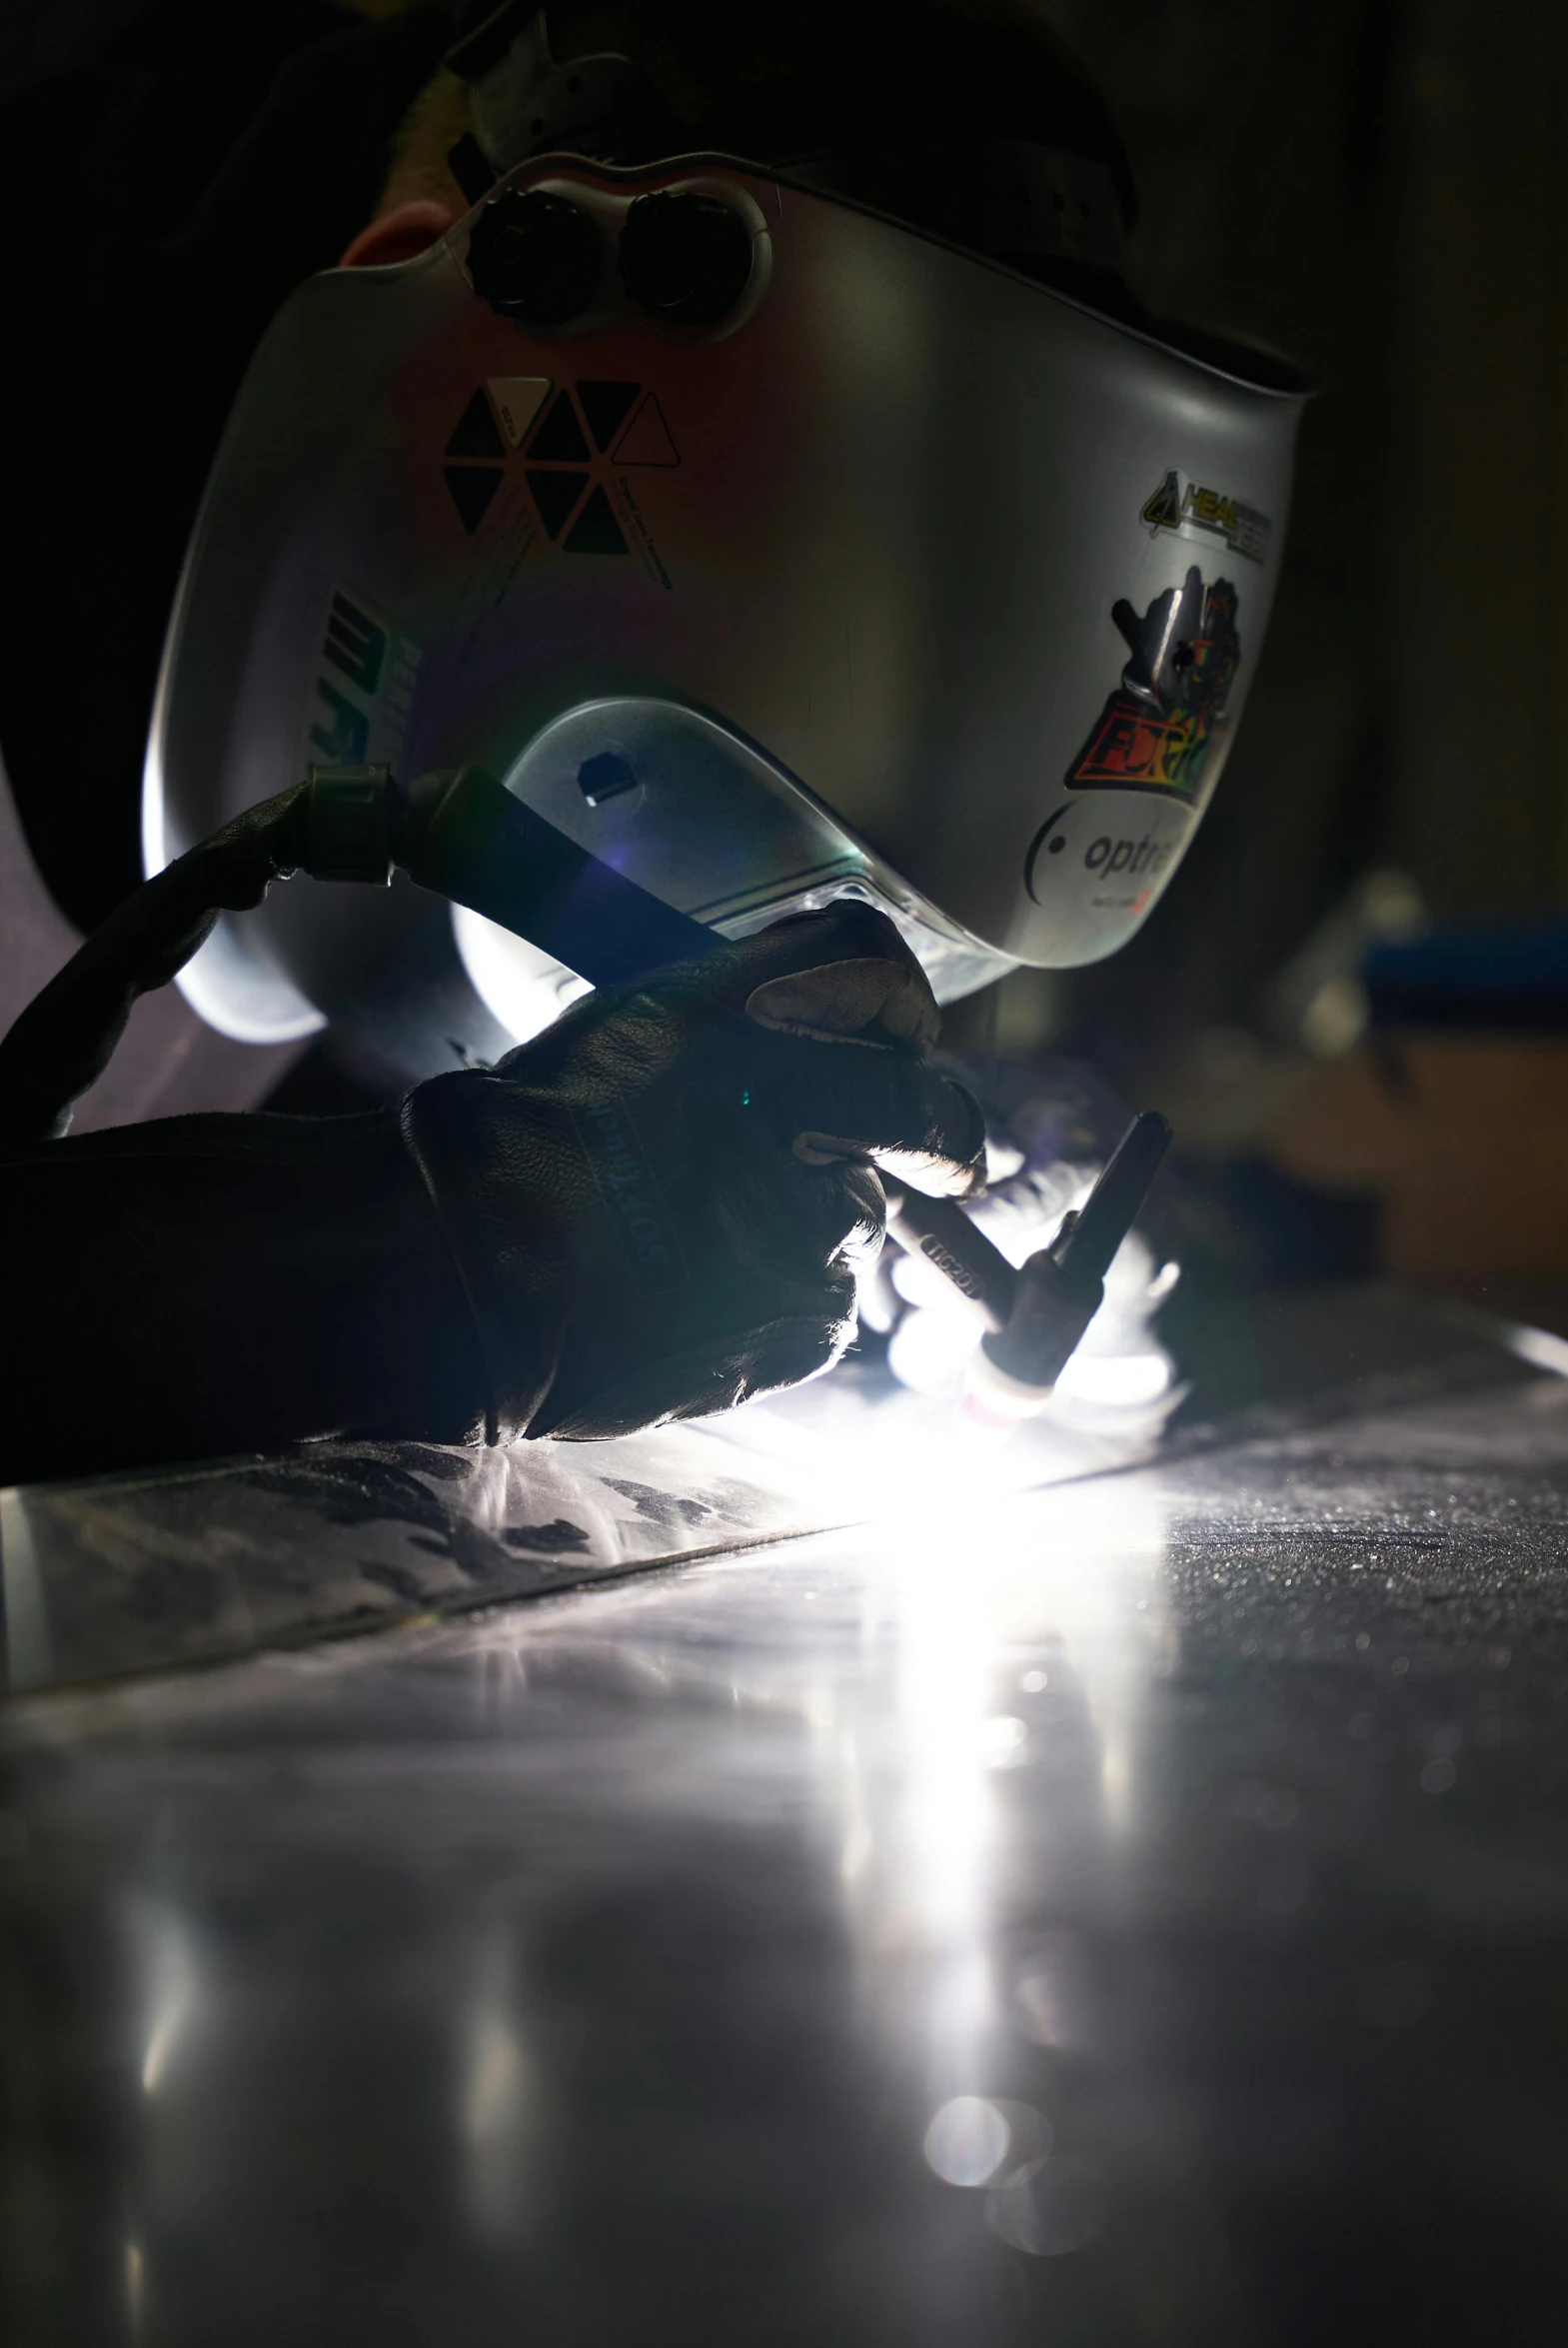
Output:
[
  {"xmin": 0, "ymin": 784, "xmax": 314, "ymax": 1147},
  {"xmin": 0, "ymin": 764, "xmax": 717, "ymax": 1149}
]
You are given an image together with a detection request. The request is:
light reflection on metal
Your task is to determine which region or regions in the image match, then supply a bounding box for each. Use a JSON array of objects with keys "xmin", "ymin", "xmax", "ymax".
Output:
[
  {"xmin": 1023, "ymin": 1480, "xmax": 1170, "ymax": 1842},
  {"xmin": 984, "ymin": 2151, "xmax": 1110, "ymax": 2256},
  {"xmin": 893, "ymin": 1530, "xmax": 999, "ymax": 1964},
  {"xmin": 124, "ymin": 2238, "xmax": 146, "ymax": 2341},
  {"xmin": 463, "ymin": 1927, "xmax": 532, "ymax": 2239},
  {"xmin": 1486, "ymin": 1319, "xmax": 1568, "ymax": 1379},
  {"xmin": 923, "ymin": 2094, "xmax": 1012, "ymax": 2186},
  {"xmin": 834, "ymin": 1725, "xmax": 873, "ymax": 1889},
  {"xmin": 1054, "ymin": 1349, "xmax": 1172, "ymax": 1410},
  {"xmin": 1434, "ymin": 1298, "xmax": 1568, "ymax": 1381},
  {"xmin": 0, "ymin": 1484, "xmax": 52, "ymax": 1693},
  {"xmin": 136, "ymin": 1902, "xmax": 198, "ymax": 2097},
  {"xmin": 827, "ymin": 1482, "xmax": 1169, "ymax": 2253}
]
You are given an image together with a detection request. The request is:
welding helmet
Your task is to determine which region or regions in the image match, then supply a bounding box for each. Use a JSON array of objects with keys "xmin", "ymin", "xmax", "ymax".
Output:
[{"xmin": 144, "ymin": 1, "xmax": 1309, "ymax": 1070}]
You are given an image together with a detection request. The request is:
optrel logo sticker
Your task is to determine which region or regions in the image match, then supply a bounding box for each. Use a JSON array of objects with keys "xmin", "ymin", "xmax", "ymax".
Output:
[
  {"xmin": 440, "ymin": 378, "xmax": 679, "ymax": 574},
  {"xmin": 1140, "ymin": 467, "xmax": 1271, "ymax": 564},
  {"xmin": 1025, "ymin": 801, "xmax": 1184, "ymax": 913},
  {"xmin": 1065, "ymin": 566, "xmax": 1240, "ymax": 803}
]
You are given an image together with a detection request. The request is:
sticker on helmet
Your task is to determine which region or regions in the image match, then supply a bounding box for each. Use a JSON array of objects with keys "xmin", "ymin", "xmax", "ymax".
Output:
[
  {"xmin": 612, "ymin": 392, "xmax": 680, "ymax": 468},
  {"xmin": 438, "ymin": 379, "xmax": 678, "ymax": 582},
  {"xmin": 488, "ymin": 377, "xmax": 552, "ymax": 446},
  {"xmin": 1065, "ymin": 566, "xmax": 1240, "ymax": 803},
  {"xmin": 1140, "ymin": 467, "xmax": 1270, "ymax": 564},
  {"xmin": 304, "ymin": 587, "xmax": 420, "ymax": 775}
]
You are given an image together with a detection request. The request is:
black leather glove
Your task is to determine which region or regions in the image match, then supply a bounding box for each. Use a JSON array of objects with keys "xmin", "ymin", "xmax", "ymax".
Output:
[
  {"xmin": 0, "ymin": 904, "xmax": 981, "ymax": 1481},
  {"xmin": 405, "ymin": 901, "xmax": 984, "ymax": 1439}
]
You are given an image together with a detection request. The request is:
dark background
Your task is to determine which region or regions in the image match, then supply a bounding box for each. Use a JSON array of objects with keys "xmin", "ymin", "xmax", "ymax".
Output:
[{"xmin": 999, "ymin": 0, "xmax": 1568, "ymax": 1072}]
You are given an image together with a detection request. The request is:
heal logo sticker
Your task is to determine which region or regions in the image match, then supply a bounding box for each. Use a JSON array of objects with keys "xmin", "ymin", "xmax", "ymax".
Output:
[
  {"xmin": 1065, "ymin": 566, "xmax": 1240, "ymax": 803},
  {"xmin": 1140, "ymin": 467, "xmax": 1270, "ymax": 564},
  {"xmin": 440, "ymin": 378, "xmax": 679, "ymax": 576}
]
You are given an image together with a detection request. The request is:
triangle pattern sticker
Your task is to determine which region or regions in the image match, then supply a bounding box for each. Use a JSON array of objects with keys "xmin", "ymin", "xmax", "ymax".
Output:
[
  {"xmin": 527, "ymin": 389, "xmax": 590, "ymax": 463},
  {"xmin": 445, "ymin": 465, "xmax": 502, "ymax": 535},
  {"xmin": 577, "ymin": 380, "xmax": 641, "ymax": 452},
  {"xmin": 612, "ymin": 392, "xmax": 679, "ymax": 468},
  {"xmin": 488, "ymin": 376, "xmax": 552, "ymax": 448},
  {"xmin": 445, "ymin": 386, "xmax": 505, "ymax": 461},
  {"xmin": 528, "ymin": 469, "xmax": 589, "ymax": 540},
  {"xmin": 563, "ymin": 485, "xmax": 631, "ymax": 556}
]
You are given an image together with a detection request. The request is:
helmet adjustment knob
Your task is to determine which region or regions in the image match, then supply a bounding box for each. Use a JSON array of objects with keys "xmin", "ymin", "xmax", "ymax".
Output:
[
  {"xmin": 618, "ymin": 193, "xmax": 754, "ymax": 327},
  {"xmin": 466, "ymin": 189, "xmax": 601, "ymax": 326}
]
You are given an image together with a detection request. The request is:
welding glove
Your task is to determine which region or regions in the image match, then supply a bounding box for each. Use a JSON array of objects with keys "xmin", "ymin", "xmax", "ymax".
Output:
[
  {"xmin": 403, "ymin": 900, "xmax": 985, "ymax": 1440},
  {"xmin": 0, "ymin": 904, "xmax": 981, "ymax": 1482}
]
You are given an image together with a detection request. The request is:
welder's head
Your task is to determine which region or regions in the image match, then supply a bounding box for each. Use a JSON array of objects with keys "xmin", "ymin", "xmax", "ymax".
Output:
[
  {"xmin": 145, "ymin": 0, "xmax": 1307, "ymax": 1067},
  {"xmin": 365, "ymin": 2, "xmax": 1136, "ymax": 303}
]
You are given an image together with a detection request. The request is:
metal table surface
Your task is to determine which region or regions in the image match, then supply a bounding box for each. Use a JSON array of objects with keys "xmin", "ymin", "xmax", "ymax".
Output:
[{"xmin": 3, "ymin": 1289, "xmax": 1568, "ymax": 2345}]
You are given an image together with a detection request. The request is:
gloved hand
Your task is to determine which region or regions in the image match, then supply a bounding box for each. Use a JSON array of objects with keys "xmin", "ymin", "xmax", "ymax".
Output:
[
  {"xmin": 0, "ymin": 902, "xmax": 982, "ymax": 1483},
  {"xmin": 403, "ymin": 901, "xmax": 985, "ymax": 1439}
]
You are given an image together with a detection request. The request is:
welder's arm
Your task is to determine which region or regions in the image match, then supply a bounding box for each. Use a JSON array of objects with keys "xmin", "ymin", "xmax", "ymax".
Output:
[
  {"xmin": 0, "ymin": 906, "xmax": 983, "ymax": 1485},
  {"xmin": 0, "ymin": 1108, "xmax": 488, "ymax": 1484}
]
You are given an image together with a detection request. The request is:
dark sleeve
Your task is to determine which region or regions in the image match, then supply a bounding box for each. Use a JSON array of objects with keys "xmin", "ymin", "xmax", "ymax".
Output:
[
  {"xmin": 0, "ymin": 1108, "xmax": 490, "ymax": 1485},
  {"xmin": 0, "ymin": 0, "xmax": 452, "ymax": 933}
]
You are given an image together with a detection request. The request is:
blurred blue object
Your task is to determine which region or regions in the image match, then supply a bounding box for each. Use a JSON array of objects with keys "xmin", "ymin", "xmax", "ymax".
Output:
[{"xmin": 1364, "ymin": 917, "xmax": 1568, "ymax": 1032}]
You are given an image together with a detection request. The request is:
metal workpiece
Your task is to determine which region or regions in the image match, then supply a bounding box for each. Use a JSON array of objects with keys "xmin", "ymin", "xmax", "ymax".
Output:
[{"xmin": 2, "ymin": 1296, "xmax": 1568, "ymax": 2342}]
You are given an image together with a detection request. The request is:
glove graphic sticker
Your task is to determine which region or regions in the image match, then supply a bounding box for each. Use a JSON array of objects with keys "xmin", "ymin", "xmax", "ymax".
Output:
[{"xmin": 1065, "ymin": 566, "xmax": 1241, "ymax": 802}]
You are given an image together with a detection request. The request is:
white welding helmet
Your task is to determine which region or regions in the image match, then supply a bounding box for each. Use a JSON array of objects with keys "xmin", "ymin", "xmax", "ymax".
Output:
[{"xmin": 145, "ymin": 3, "xmax": 1309, "ymax": 1071}]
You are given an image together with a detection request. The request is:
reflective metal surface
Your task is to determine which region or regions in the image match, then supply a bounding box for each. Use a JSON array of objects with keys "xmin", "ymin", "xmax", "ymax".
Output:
[
  {"xmin": 3, "ymin": 1301, "xmax": 1567, "ymax": 2342},
  {"xmin": 0, "ymin": 1422, "xmax": 825, "ymax": 1694},
  {"xmin": 0, "ymin": 1371, "xmax": 1180, "ymax": 1697}
]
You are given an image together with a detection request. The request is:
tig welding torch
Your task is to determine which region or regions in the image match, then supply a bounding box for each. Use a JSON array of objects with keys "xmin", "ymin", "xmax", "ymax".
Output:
[{"xmin": 885, "ymin": 1113, "xmax": 1172, "ymax": 1421}]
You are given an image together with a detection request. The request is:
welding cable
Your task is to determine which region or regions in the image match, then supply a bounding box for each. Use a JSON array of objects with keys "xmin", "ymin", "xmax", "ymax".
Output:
[
  {"xmin": 0, "ymin": 781, "xmax": 316, "ymax": 1147},
  {"xmin": 0, "ymin": 765, "xmax": 712, "ymax": 1148}
]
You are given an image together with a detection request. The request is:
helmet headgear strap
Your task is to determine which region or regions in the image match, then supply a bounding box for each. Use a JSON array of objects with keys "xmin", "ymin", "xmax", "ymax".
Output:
[{"xmin": 444, "ymin": 2, "xmax": 680, "ymax": 197}]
